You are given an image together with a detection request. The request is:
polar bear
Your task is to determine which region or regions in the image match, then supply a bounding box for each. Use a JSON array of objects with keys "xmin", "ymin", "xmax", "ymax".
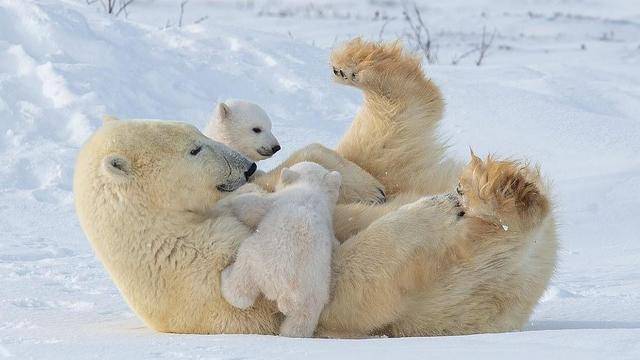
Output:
[
  {"xmin": 204, "ymin": 100, "xmax": 281, "ymax": 162},
  {"xmin": 74, "ymin": 38, "xmax": 557, "ymax": 337},
  {"xmin": 221, "ymin": 162, "xmax": 341, "ymax": 338}
]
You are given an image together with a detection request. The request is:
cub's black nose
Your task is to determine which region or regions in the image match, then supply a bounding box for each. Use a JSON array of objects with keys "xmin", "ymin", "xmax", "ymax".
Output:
[
  {"xmin": 244, "ymin": 163, "xmax": 257, "ymax": 180},
  {"xmin": 272, "ymin": 145, "xmax": 281, "ymax": 154}
]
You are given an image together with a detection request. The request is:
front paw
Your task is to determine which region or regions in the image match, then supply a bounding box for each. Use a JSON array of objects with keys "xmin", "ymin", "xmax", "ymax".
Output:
[
  {"xmin": 339, "ymin": 175, "xmax": 386, "ymax": 205},
  {"xmin": 220, "ymin": 267, "xmax": 254, "ymax": 310}
]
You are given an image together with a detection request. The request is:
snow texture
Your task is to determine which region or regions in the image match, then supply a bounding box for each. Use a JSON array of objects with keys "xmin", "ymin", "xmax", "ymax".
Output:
[{"xmin": 0, "ymin": 0, "xmax": 639, "ymax": 358}]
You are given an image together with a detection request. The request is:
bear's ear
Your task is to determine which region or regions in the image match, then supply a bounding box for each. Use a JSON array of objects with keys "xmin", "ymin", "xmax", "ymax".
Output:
[
  {"xmin": 102, "ymin": 115, "xmax": 120, "ymax": 124},
  {"xmin": 280, "ymin": 167, "xmax": 300, "ymax": 185},
  {"xmin": 102, "ymin": 154, "xmax": 132, "ymax": 181},
  {"xmin": 216, "ymin": 102, "xmax": 231, "ymax": 121},
  {"xmin": 324, "ymin": 171, "xmax": 342, "ymax": 190}
]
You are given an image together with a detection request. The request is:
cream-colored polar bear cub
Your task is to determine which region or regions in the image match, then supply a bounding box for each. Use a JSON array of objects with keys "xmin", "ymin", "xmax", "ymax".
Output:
[
  {"xmin": 221, "ymin": 161, "xmax": 341, "ymax": 338},
  {"xmin": 204, "ymin": 100, "xmax": 281, "ymax": 163}
]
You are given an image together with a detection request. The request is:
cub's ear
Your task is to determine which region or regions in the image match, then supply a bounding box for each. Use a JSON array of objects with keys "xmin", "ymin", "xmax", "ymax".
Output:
[
  {"xmin": 102, "ymin": 115, "xmax": 120, "ymax": 124},
  {"xmin": 216, "ymin": 102, "xmax": 231, "ymax": 121},
  {"xmin": 280, "ymin": 167, "xmax": 300, "ymax": 185},
  {"xmin": 102, "ymin": 154, "xmax": 132, "ymax": 181},
  {"xmin": 324, "ymin": 171, "xmax": 342, "ymax": 190}
]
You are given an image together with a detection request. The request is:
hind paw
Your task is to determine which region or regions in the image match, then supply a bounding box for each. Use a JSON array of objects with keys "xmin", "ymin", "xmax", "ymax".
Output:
[
  {"xmin": 332, "ymin": 65, "xmax": 359, "ymax": 84},
  {"xmin": 458, "ymin": 153, "xmax": 550, "ymax": 232},
  {"xmin": 330, "ymin": 38, "xmax": 421, "ymax": 92}
]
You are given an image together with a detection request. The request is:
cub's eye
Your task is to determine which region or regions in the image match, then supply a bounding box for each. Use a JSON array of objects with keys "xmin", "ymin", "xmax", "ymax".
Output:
[
  {"xmin": 456, "ymin": 183, "xmax": 464, "ymax": 196},
  {"xmin": 252, "ymin": 127, "xmax": 262, "ymax": 134},
  {"xmin": 190, "ymin": 146, "xmax": 202, "ymax": 156}
]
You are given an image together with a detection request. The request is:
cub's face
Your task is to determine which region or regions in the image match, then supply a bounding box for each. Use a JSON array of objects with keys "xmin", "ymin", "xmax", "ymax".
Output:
[
  {"xmin": 96, "ymin": 120, "xmax": 255, "ymax": 213},
  {"xmin": 213, "ymin": 101, "xmax": 281, "ymax": 162}
]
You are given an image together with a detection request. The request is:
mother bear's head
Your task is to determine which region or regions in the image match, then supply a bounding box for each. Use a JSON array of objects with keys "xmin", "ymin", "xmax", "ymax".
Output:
[
  {"xmin": 75, "ymin": 117, "xmax": 256, "ymax": 215},
  {"xmin": 72, "ymin": 115, "xmax": 389, "ymax": 335},
  {"xmin": 73, "ymin": 118, "xmax": 274, "ymax": 333}
]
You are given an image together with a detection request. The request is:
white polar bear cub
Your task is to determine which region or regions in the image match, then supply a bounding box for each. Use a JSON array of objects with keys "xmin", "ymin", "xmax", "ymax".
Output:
[
  {"xmin": 221, "ymin": 162, "xmax": 341, "ymax": 338},
  {"xmin": 204, "ymin": 100, "xmax": 281, "ymax": 162}
]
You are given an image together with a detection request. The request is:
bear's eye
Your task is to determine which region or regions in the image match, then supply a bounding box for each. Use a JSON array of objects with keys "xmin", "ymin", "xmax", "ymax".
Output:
[
  {"xmin": 252, "ymin": 127, "xmax": 262, "ymax": 134},
  {"xmin": 456, "ymin": 183, "xmax": 464, "ymax": 196},
  {"xmin": 190, "ymin": 146, "xmax": 202, "ymax": 156}
]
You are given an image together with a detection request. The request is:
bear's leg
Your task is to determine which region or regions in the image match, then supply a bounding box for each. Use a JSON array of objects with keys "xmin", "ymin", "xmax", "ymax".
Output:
[
  {"xmin": 279, "ymin": 297, "xmax": 324, "ymax": 338},
  {"xmin": 319, "ymin": 156, "xmax": 555, "ymax": 337},
  {"xmin": 220, "ymin": 258, "xmax": 260, "ymax": 310},
  {"xmin": 388, "ymin": 155, "xmax": 556, "ymax": 336},
  {"xmin": 331, "ymin": 38, "xmax": 460, "ymax": 196},
  {"xmin": 333, "ymin": 192, "xmax": 421, "ymax": 242},
  {"xmin": 252, "ymin": 143, "xmax": 386, "ymax": 204},
  {"xmin": 318, "ymin": 194, "xmax": 466, "ymax": 337}
]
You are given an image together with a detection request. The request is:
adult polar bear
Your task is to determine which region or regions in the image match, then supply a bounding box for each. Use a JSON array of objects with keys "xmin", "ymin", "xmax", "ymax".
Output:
[{"xmin": 74, "ymin": 39, "xmax": 557, "ymax": 337}]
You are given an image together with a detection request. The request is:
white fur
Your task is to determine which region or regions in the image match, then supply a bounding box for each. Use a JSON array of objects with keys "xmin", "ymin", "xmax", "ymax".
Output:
[
  {"xmin": 220, "ymin": 162, "xmax": 341, "ymax": 338},
  {"xmin": 205, "ymin": 100, "xmax": 280, "ymax": 162}
]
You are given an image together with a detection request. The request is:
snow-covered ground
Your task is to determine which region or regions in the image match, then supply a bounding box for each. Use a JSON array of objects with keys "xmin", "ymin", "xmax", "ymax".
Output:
[{"xmin": 1, "ymin": 0, "xmax": 639, "ymax": 358}]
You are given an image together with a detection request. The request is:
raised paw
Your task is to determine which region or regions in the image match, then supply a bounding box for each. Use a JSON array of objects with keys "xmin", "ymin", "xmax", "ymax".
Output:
[
  {"xmin": 330, "ymin": 38, "xmax": 422, "ymax": 92},
  {"xmin": 458, "ymin": 153, "xmax": 551, "ymax": 233},
  {"xmin": 332, "ymin": 65, "xmax": 358, "ymax": 84}
]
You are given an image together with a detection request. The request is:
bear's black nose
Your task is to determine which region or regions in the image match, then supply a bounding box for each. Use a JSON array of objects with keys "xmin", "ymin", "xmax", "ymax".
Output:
[
  {"xmin": 244, "ymin": 163, "xmax": 257, "ymax": 180},
  {"xmin": 272, "ymin": 145, "xmax": 281, "ymax": 154}
]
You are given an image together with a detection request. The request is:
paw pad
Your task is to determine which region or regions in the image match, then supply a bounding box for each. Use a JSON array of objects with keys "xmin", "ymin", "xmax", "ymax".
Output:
[{"xmin": 332, "ymin": 66, "xmax": 357, "ymax": 82}]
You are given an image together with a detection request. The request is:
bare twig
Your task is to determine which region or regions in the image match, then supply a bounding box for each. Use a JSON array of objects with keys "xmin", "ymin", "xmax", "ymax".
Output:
[
  {"xmin": 193, "ymin": 15, "xmax": 209, "ymax": 24},
  {"xmin": 402, "ymin": 2, "xmax": 437, "ymax": 64},
  {"xmin": 115, "ymin": 0, "xmax": 134, "ymax": 17},
  {"xmin": 378, "ymin": 18, "xmax": 391, "ymax": 41},
  {"xmin": 475, "ymin": 26, "xmax": 496, "ymax": 66},
  {"xmin": 93, "ymin": 0, "xmax": 134, "ymax": 17},
  {"xmin": 451, "ymin": 27, "xmax": 497, "ymax": 66},
  {"xmin": 451, "ymin": 47, "xmax": 477, "ymax": 65},
  {"xmin": 178, "ymin": 0, "xmax": 189, "ymax": 27}
]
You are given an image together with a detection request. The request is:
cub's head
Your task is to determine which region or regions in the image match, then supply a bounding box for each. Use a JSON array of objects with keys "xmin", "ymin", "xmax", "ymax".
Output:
[
  {"xmin": 207, "ymin": 100, "xmax": 281, "ymax": 162},
  {"xmin": 277, "ymin": 162, "xmax": 342, "ymax": 203},
  {"xmin": 75, "ymin": 117, "xmax": 256, "ymax": 215}
]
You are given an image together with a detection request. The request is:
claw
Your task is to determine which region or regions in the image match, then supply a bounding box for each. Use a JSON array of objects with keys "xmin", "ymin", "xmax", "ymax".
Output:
[
  {"xmin": 333, "ymin": 67, "xmax": 339, "ymax": 76},
  {"xmin": 377, "ymin": 188, "xmax": 386, "ymax": 204},
  {"xmin": 339, "ymin": 69, "xmax": 346, "ymax": 79},
  {"xmin": 351, "ymin": 72, "xmax": 357, "ymax": 81}
]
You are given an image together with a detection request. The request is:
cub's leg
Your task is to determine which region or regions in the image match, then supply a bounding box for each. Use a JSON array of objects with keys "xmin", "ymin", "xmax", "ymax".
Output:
[
  {"xmin": 278, "ymin": 293, "xmax": 327, "ymax": 338},
  {"xmin": 278, "ymin": 299, "xmax": 323, "ymax": 338},
  {"xmin": 220, "ymin": 250, "xmax": 261, "ymax": 310},
  {"xmin": 331, "ymin": 38, "xmax": 460, "ymax": 195}
]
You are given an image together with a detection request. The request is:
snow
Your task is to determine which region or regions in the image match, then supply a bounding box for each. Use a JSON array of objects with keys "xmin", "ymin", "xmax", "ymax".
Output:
[{"xmin": 1, "ymin": 0, "xmax": 639, "ymax": 358}]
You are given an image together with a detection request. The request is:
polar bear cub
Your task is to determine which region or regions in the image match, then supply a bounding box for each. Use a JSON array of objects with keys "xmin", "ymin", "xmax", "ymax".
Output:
[
  {"xmin": 204, "ymin": 100, "xmax": 281, "ymax": 163},
  {"xmin": 221, "ymin": 161, "xmax": 341, "ymax": 337}
]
